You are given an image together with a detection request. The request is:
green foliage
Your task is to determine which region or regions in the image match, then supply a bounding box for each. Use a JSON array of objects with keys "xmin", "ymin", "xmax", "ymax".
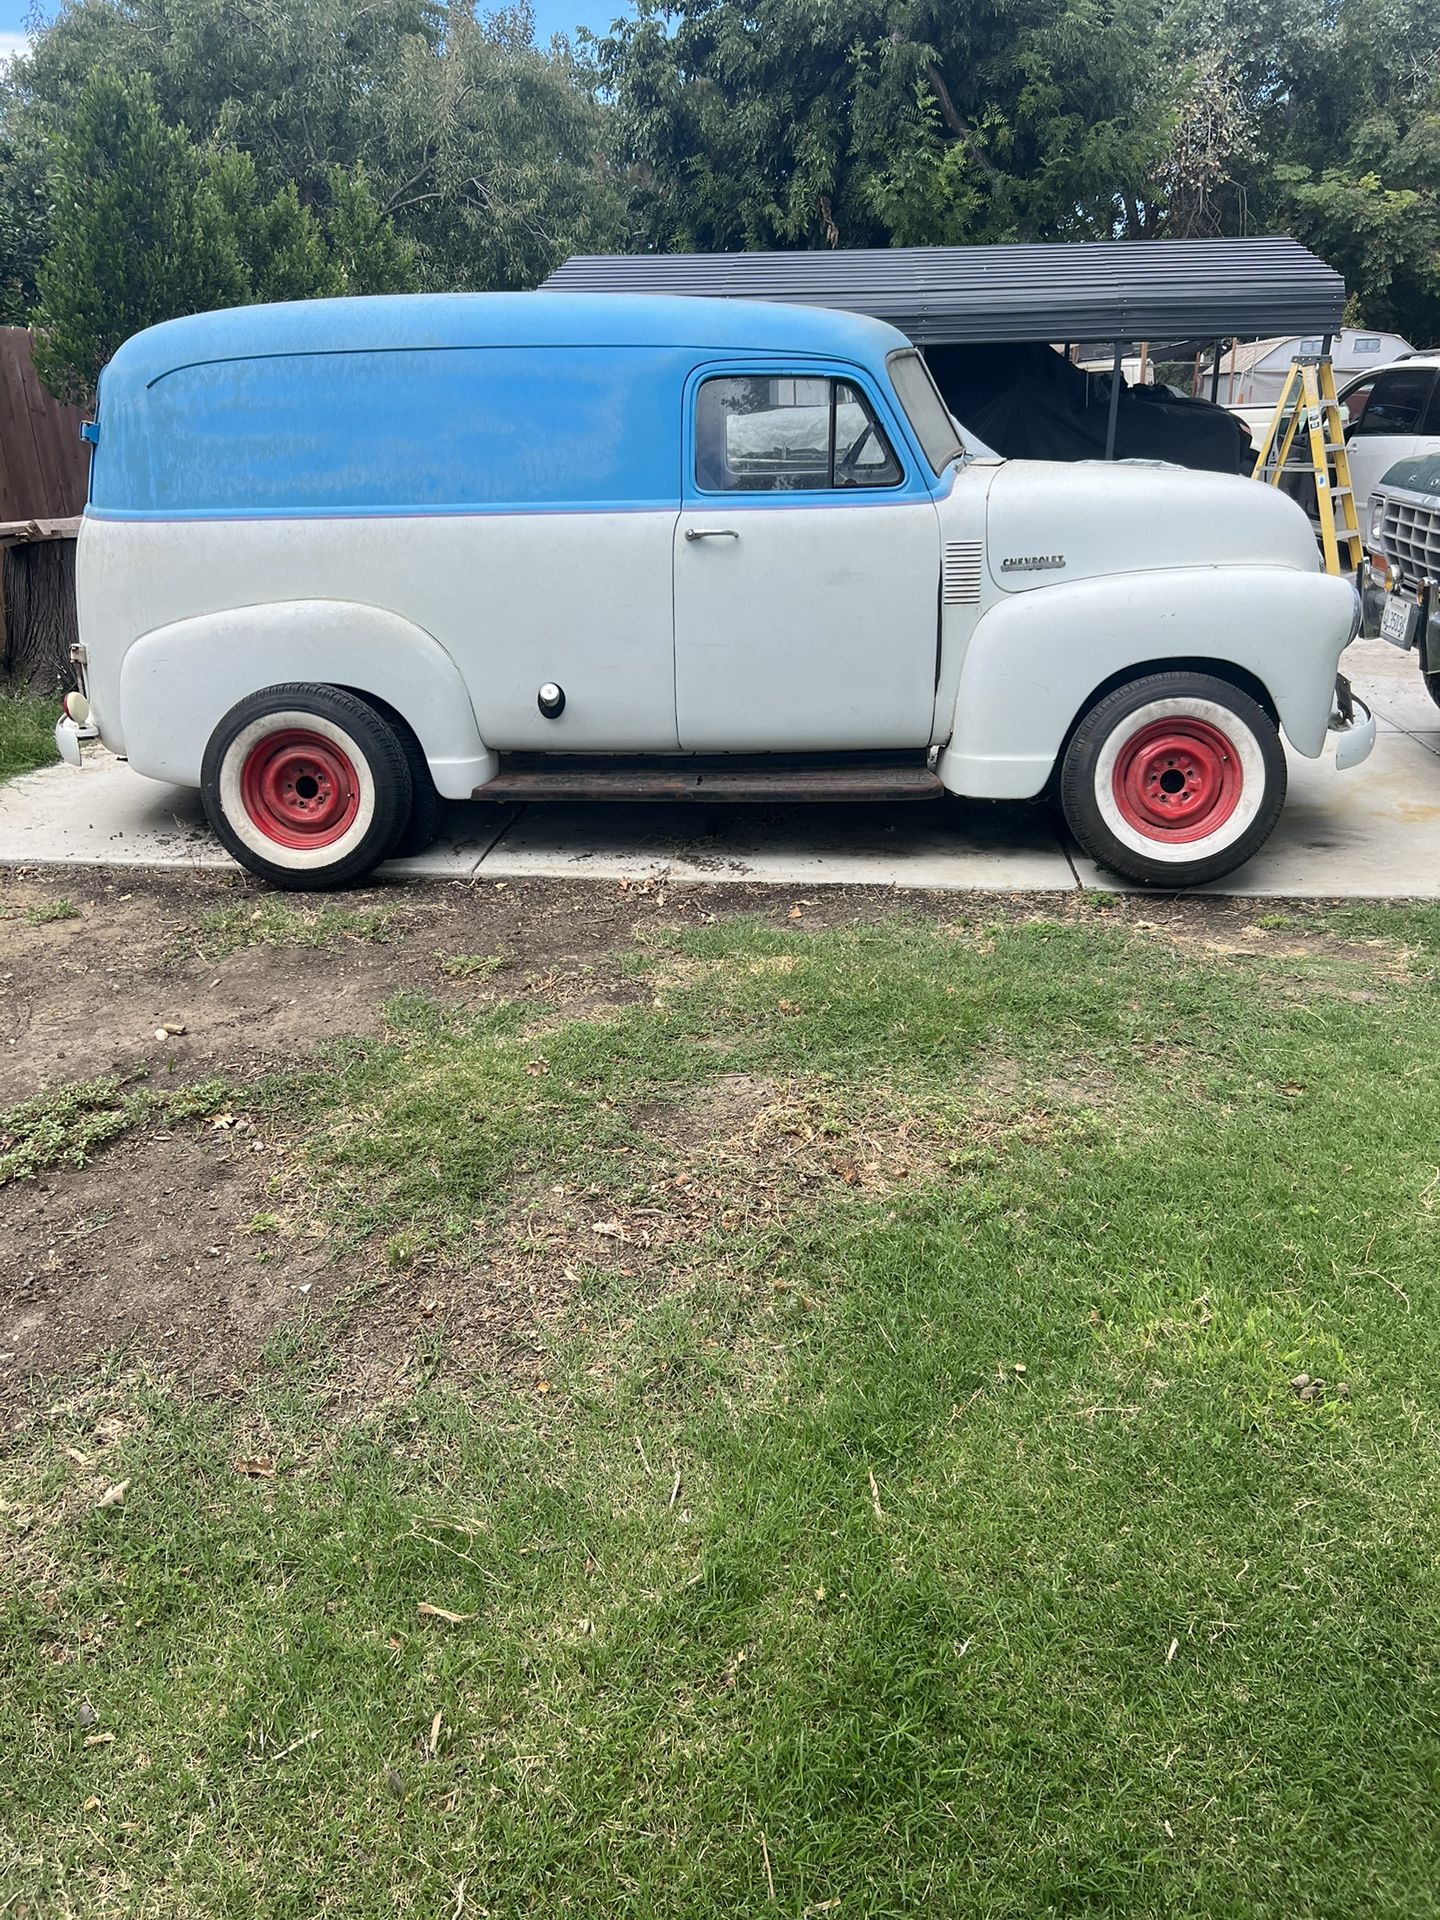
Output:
[
  {"xmin": 596, "ymin": 0, "xmax": 1440, "ymax": 338},
  {"xmin": 2, "ymin": 0, "xmax": 1437, "ymax": 397},
  {"xmin": 1154, "ymin": 0, "xmax": 1440, "ymax": 336},
  {"xmin": 6, "ymin": 0, "xmax": 622, "ymax": 399},
  {"xmin": 183, "ymin": 900, "xmax": 400, "ymax": 958},
  {"xmin": 594, "ymin": 0, "xmax": 1178, "ymax": 252},
  {"xmin": 322, "ymin": 163, "xmax": 417, "ymax": 295},
  {"xmin": 6, "ymin": 912, "xmax": 1440, "ymax": 1911},
  {"xmin": 27, "ymin": 64, "xmax": 424, "ymax": 397},
  {"xmin": 0, "ymin": 689, "xmax": 58, "ymax": 782},
  {"xmin": 0, "ymin": 1072, "xmax": 231, "ymax": 1183},
  {"xmin": 32, "ymin": 69, "xmax": 244, "ymax": 403}
]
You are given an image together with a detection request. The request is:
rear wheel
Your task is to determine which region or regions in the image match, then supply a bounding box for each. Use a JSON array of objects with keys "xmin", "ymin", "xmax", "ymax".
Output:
[
  {"xmin": 1424, "ymin": 671, "xmax": 1440, "ymax": 714},
  {"xmin": 1060, "ymin": 672, "xmax": 1286, "ymax": 888},
  {"xmin": 201, "ymin": 684, "xmax": 411, "ymax": 890},
  {"xmin": 368, "ymin": 699, "xmax": 445, "ymax": 859}
]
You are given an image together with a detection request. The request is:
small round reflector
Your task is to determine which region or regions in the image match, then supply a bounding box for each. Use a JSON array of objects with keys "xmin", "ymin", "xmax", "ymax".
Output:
[{"xmin": 63, "ymin": 691, "xmax": 90, "ymax": 724}]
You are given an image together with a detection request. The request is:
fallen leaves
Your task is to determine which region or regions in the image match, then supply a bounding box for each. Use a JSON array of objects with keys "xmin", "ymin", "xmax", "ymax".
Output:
[
  {"xmin": 867, "ymin": 1464, "xmax": 885, "ymax": 1522},
  {"xmin": 94, "ymin": 1480, "xmax": 129, "ymax": 1509},
  {"xmin": 417, "ymin": 1604, "xmax": 475, "ymax": 1626}
]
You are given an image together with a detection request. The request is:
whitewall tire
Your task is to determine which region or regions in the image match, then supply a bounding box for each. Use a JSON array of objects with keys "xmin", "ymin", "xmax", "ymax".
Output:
[
  {"xmin": 201, "ymin": 685, "xmax": 412, "ymax": 890},
  {"xmin": 1060, "ymin": 672, "xmax": 1286, "ymax": 888}
]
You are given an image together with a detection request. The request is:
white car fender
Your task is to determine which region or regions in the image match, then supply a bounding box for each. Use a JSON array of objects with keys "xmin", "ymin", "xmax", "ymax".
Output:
[
  {"xmin": 117, "ymin": 600, "xmax": 496, "ymax": 797},
  {"xmin": 936, "ymin": 565, "xmax": 1359, "ymax": 800}
]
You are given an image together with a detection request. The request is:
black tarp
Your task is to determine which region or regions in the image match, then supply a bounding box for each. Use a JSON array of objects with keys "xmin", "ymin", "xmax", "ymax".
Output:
[{"xmin": 926, "ymin": 342, "xmax": 1254, "ymax": 474}]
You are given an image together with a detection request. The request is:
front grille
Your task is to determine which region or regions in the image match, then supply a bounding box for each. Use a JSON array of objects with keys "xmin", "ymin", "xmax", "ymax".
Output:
[
  {"xmin": 1380, "ymin": 495, "xmax": 1440, "ymax": 590},
  {"xmin": 943, "ymin": 540, "xmax": 983, "ymax": 604}
]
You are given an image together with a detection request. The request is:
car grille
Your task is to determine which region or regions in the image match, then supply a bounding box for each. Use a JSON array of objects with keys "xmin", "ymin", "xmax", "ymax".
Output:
[{"xmin": 1379, "ymin": 494, "xmax": 1440, "ymax": 589}]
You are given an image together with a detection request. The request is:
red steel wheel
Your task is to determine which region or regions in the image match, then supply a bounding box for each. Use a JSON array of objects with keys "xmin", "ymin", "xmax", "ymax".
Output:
[
  {"xmin": 1110, "ymin": 715, "xmax": 1243, "ymax": 846},
  {"xmin": 201, "ymin": 684, "xmax": 412, "ymax": 890},
  {"xmin": 1059, "ymin": 671, "xmax": 1286, "ymax": 889},
  {"xmin": 238, "ymin": 727, "xmax": 361, "ymax": 850}
]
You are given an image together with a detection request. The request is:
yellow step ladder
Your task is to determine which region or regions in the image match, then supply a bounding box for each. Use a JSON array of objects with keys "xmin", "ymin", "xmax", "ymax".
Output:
[{"xmin": 1251, "ymin": 355, "xmax": 1362, "ymax": 577}]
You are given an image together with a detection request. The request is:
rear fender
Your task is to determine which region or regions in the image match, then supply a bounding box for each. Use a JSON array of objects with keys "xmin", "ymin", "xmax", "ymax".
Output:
[
  {"xmin": 117, "ymin": 600, "xmax": 495, "ymax": 796},
  {"xmin": 936, "ymin": 567, "xmax": 1358, "ymax": 799}
]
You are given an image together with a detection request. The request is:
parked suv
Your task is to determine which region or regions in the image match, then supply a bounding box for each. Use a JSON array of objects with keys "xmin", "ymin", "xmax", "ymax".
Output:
[
  {"xmin": 1360, "ymin": 451, "xmax": 1440, "ymax": 705},
  {"xmin": 1336, "ymin": 354, "xmax": 1440, "ymax": 518}
]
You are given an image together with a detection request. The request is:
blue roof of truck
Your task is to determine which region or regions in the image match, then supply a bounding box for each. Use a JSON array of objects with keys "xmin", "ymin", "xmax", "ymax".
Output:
[{"xmin": 103, "ymin": 291, "xmax": 912, "ymax": 389}]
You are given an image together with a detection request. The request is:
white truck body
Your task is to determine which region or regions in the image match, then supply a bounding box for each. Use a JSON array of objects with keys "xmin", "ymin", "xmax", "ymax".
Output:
[{"xmin": 63, "ymin": 292, "xmax": 1371, "ymax": 888}]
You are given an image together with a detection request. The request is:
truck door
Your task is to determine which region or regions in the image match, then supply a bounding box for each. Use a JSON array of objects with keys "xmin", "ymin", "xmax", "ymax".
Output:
[{"xmin": 672, "ymin": 365, "xmax": 941, "ymax": 752}]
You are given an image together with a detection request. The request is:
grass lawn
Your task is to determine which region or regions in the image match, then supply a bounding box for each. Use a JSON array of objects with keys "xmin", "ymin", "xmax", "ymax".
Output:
[
  {"xmin": 4, "ymin": 906, "xmax": 1440, "ymax": 1916},
  {"xmin": 0, "ymin": 687, "xmax": 58, "ymax": 783}
]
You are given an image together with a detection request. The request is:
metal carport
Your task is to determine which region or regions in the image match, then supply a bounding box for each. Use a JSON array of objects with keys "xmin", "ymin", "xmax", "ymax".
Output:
[{"xmin": 541, "ymin": 237, "xmax": 1346, "ymax": 458}]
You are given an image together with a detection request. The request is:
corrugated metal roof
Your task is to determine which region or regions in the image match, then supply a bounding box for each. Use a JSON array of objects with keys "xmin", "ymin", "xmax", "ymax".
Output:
[{"xmin": 541, "ymin": 239, "xmax": 1345, "ymax": 345}]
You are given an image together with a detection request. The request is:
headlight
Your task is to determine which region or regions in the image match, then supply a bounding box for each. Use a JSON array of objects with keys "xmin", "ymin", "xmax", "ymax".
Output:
[{"xmin": 1368, "ymin": 496, "xmax": 1387, "ymax": 546}]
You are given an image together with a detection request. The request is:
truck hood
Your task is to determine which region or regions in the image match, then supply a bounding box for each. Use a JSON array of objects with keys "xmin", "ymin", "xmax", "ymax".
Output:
[
  {"xmin": 1374, "ymin": 451, "xmax": 1440, "ymax": 498},
  {"xmin": 984, "ymin": 459, "xmax": 1319, "ymax": 593}
]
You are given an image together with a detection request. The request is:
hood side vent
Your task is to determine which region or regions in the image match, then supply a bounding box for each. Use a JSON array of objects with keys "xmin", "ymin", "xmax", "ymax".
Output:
[{"xmin": 943, "ymin": 540, "xmax": 983, "ymax": 605}]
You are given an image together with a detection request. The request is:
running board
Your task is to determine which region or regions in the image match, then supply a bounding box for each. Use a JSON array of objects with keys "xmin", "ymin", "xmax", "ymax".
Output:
[{"xmin": 473, "ymin": 753, "xmax": 944, "ymax": 804}]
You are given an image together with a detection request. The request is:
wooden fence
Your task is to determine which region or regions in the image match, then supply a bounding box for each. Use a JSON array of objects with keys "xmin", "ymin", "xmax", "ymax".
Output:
[
  {"xmin": 0, "ymin": 328, "xmax": 88, "ymax": 519},
  {"xmin": 0, "ymin": 328, "xmax": 89, "ymax": 688}
]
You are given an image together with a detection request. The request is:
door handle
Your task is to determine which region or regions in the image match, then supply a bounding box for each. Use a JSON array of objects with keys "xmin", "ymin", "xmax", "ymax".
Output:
[{"xmin": 685, "ymin": 527, "xmax": 740, "ymax": 541}]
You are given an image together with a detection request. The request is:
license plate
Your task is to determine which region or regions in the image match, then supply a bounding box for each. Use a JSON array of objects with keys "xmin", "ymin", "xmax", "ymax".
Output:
[{"xmin": 1380, "ymin": 593, "xmax": 1419, "ymax": 649}]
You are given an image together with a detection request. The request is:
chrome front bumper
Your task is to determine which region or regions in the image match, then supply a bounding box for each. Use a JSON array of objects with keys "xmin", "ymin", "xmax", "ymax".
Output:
[
  {"xmin": 1328, "ymin": 674, "xmax": 1375, "ymax": 771},
  {"xmin": 53, "ymin": 715, "xmax": 91, "ymax": 766}
]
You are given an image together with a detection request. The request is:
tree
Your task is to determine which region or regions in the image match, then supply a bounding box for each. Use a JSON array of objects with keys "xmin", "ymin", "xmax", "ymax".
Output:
[
  {"xmin": 324, "ymin": 166, "xmax": 418, "ymax": 296},
  {"xmin": 3, "ymin": 0, "xmax": 623, "ymax": 302},
  {"xmin": 197, "ymin": 149, "xmax": 420, "ymax": 306},
  {"xmin": 29, "ymin": 69, "xmax": 423, "ymax": 401},
  {"xmin": 594, "ymin": 0, "xmax": 1440, "ymax": 340},
  {"xmin": 32, "ymin": 70, "xmax": 243, "ymax": 403},
  {"xmin": 593, "ymin": 0, "xmax": 1176, "ymax": 252},
  {"xmin": 1151, "ymin": 0, "xmax": 1440, "ymax": 337},
  {"xmin": 364, "ymin": 7, "xmax": 624, "ymax": 290}
]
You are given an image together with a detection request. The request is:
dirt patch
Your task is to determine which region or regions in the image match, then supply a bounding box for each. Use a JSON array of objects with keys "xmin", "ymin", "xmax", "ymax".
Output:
[
  {"xmin": 0, "ymin": 865, "xmax": 1396, "ymax": 1414},
  {"xmin": 462, "ymin": 1069, "xmax": 1061, "ymax": 1343},
  {"xmin": 1, "ymin": 1124, "xmax": 337, "ymax": 1407}
]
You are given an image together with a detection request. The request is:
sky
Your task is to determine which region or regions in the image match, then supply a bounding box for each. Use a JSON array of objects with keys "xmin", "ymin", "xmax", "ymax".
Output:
[
  {"xmin": 0, "ymin": 1, "xmax": 629, "ymax": 60},
  {"xmin": 531, "ymin": 0, "xmax": 629, "ymax": 39}
]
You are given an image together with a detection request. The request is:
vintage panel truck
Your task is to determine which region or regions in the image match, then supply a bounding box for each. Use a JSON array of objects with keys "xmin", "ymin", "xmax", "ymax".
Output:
[{"xmin": 57, "ymin": 292, "xmax": 1374, "ymax": 888}]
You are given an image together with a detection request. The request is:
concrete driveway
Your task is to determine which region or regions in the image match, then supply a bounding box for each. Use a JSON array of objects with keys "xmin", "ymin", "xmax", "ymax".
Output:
[{"xmin": 4, "ymin": 638, "xmax": 1439, "ymax": 895}]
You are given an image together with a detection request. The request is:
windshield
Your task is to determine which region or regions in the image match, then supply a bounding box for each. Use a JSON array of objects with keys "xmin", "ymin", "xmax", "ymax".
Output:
[{"xmin": 886, "ymin": 349, "xmax": 965, "ymax": 474}]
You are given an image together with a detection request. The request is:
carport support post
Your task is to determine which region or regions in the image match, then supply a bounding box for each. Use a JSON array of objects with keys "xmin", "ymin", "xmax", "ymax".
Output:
[
  {"xmin": 1210, "ymin": 344, "xmax": 1222, "ymax": 404},
  {"xmin": 1103, "ymin": 339, "xmax": 1124, "ymax": 460}
]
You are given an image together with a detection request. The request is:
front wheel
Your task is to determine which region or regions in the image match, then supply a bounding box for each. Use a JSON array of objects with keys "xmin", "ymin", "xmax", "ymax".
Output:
[
  {"xmin": 201, "ymin": 684, "xmax": 412, "ymax": 890},
  {"xmin": 1060, "ymin": 673, "xmax": 1286, "ymax": 888}
]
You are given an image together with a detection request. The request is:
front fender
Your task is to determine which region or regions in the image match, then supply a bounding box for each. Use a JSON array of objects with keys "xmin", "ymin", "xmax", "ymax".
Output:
[
  {"xmin": 117, "ymin": 600, "xmax": 496, "ymax": 797},
  {"xmin": 936, "ymin": 566, "xmax": 1359, "ymax": 800}
]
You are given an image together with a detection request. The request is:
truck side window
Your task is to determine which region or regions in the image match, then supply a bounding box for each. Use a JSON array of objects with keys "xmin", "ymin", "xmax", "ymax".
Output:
[
  {"xmin": 1350, "ymin": 368, "xmax": 1437, "ymax": 436},
  {"xmin": 695, "ymin": 375, "xmax": 903, "ymax": 492}
]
